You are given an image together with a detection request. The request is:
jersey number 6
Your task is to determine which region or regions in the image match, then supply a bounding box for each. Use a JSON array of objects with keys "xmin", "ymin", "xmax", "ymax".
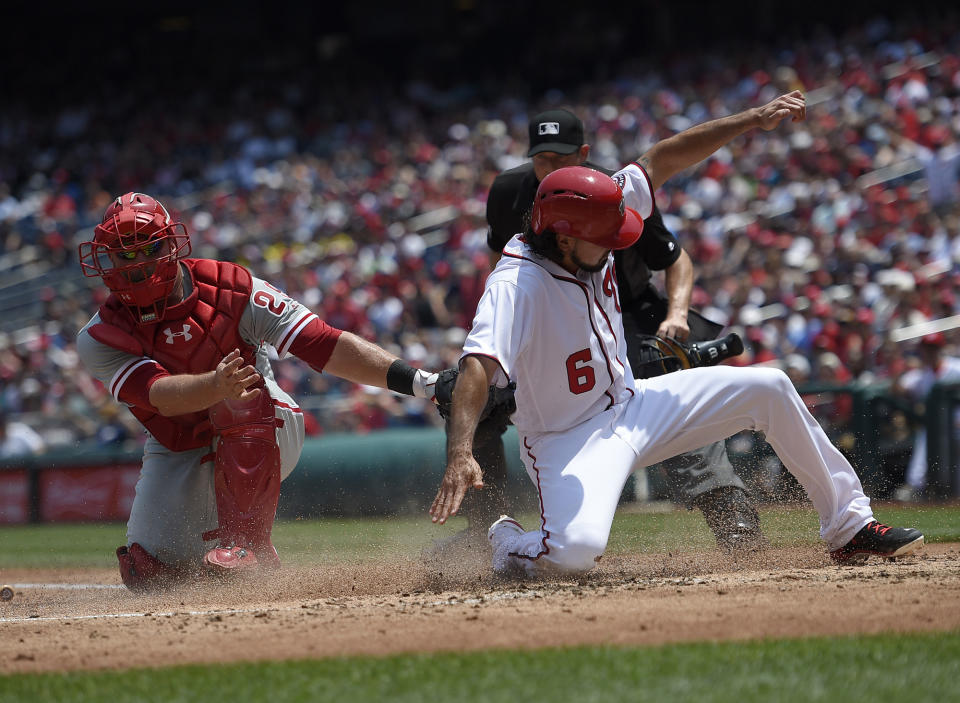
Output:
[{"xmin": 566, "ymin": 349, "xmax": 596, "ymax": 394}]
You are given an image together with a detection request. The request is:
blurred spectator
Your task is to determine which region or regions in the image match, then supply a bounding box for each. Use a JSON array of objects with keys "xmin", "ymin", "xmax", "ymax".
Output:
[
  {"xmin": 0, "ymin": 10, "xmax": 958, "ymax": 473},
  {"xmin": 0, "ymin": 411, "xmax": 45, "ymax": 458},
  {"xmin": 810, "ymin": 351, "xmax": 855, "ymax": 432},
  {"xmin": 891, "ymin": 333, "xmax": 960, "ymax": 501},
  {"xmin": 782, "ymin": 354, "xmax": 812, "ymax": 386}
]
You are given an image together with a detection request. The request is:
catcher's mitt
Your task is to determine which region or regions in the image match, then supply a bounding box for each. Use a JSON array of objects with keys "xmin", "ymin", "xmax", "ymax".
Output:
[
  {"xmin": 433, "ymin": 367, "xmax": 517, "ymax": 422},
  {"xmin": 633, "ymin": 332, "xmax": 744, "ymax": 379}
]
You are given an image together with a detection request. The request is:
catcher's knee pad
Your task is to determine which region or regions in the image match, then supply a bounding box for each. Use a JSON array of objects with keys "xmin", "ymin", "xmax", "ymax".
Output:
[
  {"xmin": 205, "ymin": 392, "xmax": 282, "ymax": 564},
  {"xmin": 117, "ymin": 543, "xmax": 183, "ymax": 592}
]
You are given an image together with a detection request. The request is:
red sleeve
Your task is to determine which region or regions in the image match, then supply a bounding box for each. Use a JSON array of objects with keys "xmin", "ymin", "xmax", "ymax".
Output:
[
  {"xmin": 288, "ymin": 318, "xmax": 343, "ymax": 372},
  {"xmin": 113, "ymin": 359, "xmax": 169, "ymax": 412}
]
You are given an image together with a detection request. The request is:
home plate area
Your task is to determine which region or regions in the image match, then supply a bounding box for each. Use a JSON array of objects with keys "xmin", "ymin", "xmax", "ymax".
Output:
[{"xmin": 2, "ymin": 544, "xmax": 958, "ymax": 674}]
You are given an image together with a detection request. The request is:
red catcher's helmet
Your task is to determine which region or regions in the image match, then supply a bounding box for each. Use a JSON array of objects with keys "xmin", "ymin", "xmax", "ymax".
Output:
[
  {"xmin": 531, "ymin": 166, "xmax": 644, "ymax": 250},
  {"xmin": 78, "ymin": 192, "xmax": 191, "ymax": 323}
]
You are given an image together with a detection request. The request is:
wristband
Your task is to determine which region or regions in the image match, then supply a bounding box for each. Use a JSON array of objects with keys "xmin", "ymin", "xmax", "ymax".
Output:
[
  {"xmin": 387, "ymin": 359, "xmax": 417, "ymax": 396},
  {"xmin": 386, "ymin": 360, "xmax": 438, "ymax": 399}
]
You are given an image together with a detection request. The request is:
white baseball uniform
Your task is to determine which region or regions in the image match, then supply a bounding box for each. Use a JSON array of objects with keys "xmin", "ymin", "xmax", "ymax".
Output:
[
  {"xmin": 464, "ymin": 162, "xmax": 876, "ymax": 574},
  {"xmin": 77, "ymin": 272, "xmax": 322, "ymax": 566}
]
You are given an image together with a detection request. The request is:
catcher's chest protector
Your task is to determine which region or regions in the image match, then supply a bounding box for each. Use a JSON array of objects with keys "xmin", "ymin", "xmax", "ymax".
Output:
[
  {"xmin": 90, "ymin": 259, "xmax": 257, "ymax": 450},
  {"xmin": 96, "ymin": 259, "xmax": 254, "ymax": 372}
]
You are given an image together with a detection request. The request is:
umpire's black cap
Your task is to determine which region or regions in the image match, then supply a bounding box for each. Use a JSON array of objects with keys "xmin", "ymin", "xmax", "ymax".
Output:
[{"xmin": 527, "ymin": 109, "xmax": 584, "ymax": 157}]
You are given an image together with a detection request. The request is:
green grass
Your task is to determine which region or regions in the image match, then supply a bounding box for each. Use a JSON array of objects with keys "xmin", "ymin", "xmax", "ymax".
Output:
[
  {"xmin": 610, "ymin": 502, "xmax": 960, "ymax": 552},
  {"xmin": 1, "ymin": 503, "xmax": 958, "ymax": 569},
  {"xmin": 1, "ymin": 631, "xmax": 957, "ymax": 703},
  {"xmin": 1, "ymin": 504, "xmax": 957, "ymax": 701}
]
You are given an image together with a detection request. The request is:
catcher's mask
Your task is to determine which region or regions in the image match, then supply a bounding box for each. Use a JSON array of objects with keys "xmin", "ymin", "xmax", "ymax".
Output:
[
  {"xmin": 531, "ymin": 166, "xmax": 644, "ymax": 250},
  {"xmin": 78, "ymin": 192, "xmax": 191, "ymax": 324}
]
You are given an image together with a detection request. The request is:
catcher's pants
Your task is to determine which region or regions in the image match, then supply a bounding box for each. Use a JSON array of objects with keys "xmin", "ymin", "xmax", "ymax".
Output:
[
  {"xmin": 495, "ymin": 366, "xmax": 874, "ymax": 575},
  {"xmin": 126, "ymin": 388, "xmax": 305, "ymax": 568}
]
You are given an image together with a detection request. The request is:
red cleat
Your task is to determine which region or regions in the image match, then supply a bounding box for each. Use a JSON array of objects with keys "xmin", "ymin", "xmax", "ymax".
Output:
[{"xmin": 203, "ymin": 545, "xmax": 259, "ymax": 571}]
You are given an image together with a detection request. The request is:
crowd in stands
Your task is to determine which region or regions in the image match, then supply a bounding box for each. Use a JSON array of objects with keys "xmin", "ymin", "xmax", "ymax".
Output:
[{"xmin": 1, "ymin": 14, "xmax": 959, "ymax": 497}]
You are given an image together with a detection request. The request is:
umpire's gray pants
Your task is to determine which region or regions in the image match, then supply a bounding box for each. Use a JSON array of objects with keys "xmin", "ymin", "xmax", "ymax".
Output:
[
  {"xmin": 621, "ymin": 308, "xmax": 745, "ymax": 504},
  {"xmin": 655, "ymin": 436, "xmax": 745, "ymax": 504}
]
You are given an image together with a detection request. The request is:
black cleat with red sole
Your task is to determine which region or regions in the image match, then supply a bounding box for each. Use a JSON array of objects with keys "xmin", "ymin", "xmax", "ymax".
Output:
[{"xmin": 830, "ymin": 521, "xmax": 924, "ymax": 564}]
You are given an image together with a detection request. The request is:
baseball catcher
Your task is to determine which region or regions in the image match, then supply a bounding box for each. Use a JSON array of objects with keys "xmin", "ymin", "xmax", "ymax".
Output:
[{"xmin": 77, "ymin": 192, "xmax": 439, "ymax": 590}]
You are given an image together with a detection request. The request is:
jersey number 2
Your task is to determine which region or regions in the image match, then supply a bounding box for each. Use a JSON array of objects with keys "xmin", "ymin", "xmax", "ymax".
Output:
[
  {"xmin": 252, "ymin": 290, "xmax": 287, "ymax": 315},
  {"xmin": 566, "ymin": 349, "xmax": 596, "ymax": 394}
]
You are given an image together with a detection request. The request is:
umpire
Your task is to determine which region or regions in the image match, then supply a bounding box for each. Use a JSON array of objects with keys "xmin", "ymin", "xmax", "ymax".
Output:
[{"xmin": 444, "ymin": 108, "xmax": 765, "ymax": 554}]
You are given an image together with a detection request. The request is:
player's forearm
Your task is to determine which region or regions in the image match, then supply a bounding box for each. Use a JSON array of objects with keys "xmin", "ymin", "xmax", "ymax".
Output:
[
  {"xmin": 663, "ymin": 249, "xmax": 694, "ymax": 320},
  {"xmin": 446, "ymin": 357, "xmax": 492, "ymax": 463},
  {"xmin": 323, "ymin": 331, "xmax": 436, "ymax": 397},
  {"xmin": 640, "ymin": 108, "xmax": 761, "ymax": 190},
  {"xmin": 148, "ymin": 372, "xmax": 224, "ymax": 416},
  {"xmin": 322, "ymin": 332, "xmax": 399, "ymax": 388}
]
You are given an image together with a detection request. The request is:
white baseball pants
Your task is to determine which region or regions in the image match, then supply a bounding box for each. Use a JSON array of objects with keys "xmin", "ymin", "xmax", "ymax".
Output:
[{"xmin": 496, "ymin": 366, "xmax": 874, "ymax": 575}]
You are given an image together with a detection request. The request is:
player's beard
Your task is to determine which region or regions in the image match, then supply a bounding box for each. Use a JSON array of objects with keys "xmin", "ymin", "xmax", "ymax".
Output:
[{"xmin": 572, "ymin": 251, "xmax": 609, "ymax": 273}]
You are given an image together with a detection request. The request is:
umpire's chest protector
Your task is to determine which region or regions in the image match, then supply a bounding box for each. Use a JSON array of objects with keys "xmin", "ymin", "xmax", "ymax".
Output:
[{"xmin": 92, "ymin": 259, "xmax": 256, "ymax": 376}]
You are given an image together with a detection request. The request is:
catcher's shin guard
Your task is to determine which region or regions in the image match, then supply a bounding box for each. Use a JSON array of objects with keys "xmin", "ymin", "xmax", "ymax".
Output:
[
  {"xmin": 203, "ymin": 391, "xmax": 282, "ymax": 571},
  {"xmin": 117, "ymin": 543, "xmax": 184, "ymax": 592}
]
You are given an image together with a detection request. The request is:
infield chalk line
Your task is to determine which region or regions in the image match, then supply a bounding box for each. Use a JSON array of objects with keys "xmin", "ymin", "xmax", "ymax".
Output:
[
  {"xmin": 0, "ymin": 607, "xmax": 258, "ymax": 624},
  {"xmin": 0, "ymin": 588, "xmax": 545, "ymax": 624},
  {"xmin": 10, "ymin": 583, "xmax": 125, "ymax": 591}
]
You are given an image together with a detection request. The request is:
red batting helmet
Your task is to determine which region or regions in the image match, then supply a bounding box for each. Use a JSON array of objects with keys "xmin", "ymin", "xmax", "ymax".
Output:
[
  {"xmin": 78, "ymin": 192, "xmax": 191, "ymax": 323},
  {"xmin": 531, "ymin": 166, "xmax": 644, "ymax": 250}
]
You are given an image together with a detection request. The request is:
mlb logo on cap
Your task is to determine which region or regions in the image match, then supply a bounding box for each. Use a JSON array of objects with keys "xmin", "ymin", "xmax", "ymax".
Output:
[{"xmin": 527, "ymin": 108, "xmax": 585, "ymax": 157}]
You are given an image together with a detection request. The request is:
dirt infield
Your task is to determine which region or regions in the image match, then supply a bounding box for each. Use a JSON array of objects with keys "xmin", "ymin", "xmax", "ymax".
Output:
[{"xmin": 2, "ymin": 543, "xmax": 959, "ymax": 674}]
